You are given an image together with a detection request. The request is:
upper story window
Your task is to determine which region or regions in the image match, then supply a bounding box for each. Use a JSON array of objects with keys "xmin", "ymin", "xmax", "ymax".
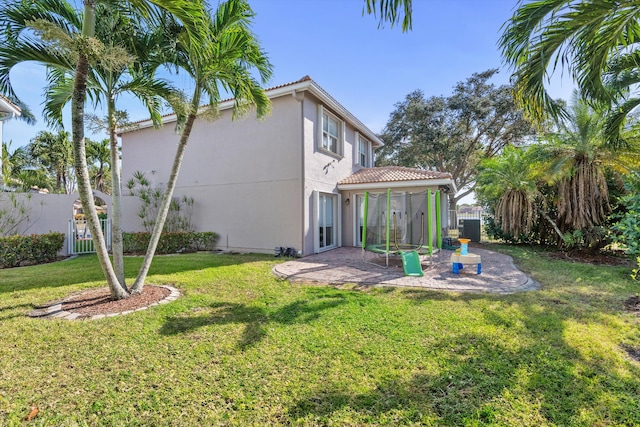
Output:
[
  {"xmin": 318, "ymin": 105, "xmax": 343, "ymax": 157},
  {"xmin": 356, "ymin": 133, "xmax": 371, "ymax": 167},
  {"xmin": 323, "ymin": 113, "xmax": 339, "ymax": 153}
]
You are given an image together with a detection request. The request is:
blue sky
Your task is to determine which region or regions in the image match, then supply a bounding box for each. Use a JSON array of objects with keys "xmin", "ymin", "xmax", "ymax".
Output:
[{"xmin": 3, "ymin": 0, "xmax": 574, "ymax": 147}]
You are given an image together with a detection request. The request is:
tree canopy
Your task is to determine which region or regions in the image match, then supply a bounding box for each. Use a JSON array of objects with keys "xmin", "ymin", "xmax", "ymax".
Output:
[
  {"xmin": 377, "ymin": 69, "xmax": 534, "ymax": 208},
  {"xmin": 500, "ymin": 0, "xmax": 640, "ymax": 146}
]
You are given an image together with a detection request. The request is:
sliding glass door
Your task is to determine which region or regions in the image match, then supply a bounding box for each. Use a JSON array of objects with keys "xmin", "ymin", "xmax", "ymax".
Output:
[{"xmin": 318, "ymin": 193, "xmax": 337, "ymax": 249}]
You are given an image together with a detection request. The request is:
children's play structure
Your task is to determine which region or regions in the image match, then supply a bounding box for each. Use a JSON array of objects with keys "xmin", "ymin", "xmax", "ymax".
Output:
[
  {"xmin": 450, "ymin": 238, "xmax": 482, "ymax": 274},
  {"xmin": 361, "ymin": 189, "xmax": 442, "ymax": 276}
]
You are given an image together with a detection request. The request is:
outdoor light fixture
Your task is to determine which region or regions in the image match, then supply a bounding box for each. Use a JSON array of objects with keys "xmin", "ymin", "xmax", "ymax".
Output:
[{"xmin": 345, "ymin": 198, "xmax": 350, "ymax": 205}]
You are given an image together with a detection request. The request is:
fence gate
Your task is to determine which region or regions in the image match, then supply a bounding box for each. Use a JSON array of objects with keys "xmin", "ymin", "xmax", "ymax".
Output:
[{"xmin": 68, "ymin": 218, "xmax": 111, "ymax": 255}]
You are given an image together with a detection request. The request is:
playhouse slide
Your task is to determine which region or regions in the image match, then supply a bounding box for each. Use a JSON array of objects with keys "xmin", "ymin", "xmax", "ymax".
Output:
[{"xmin": 401, "ymin": 251, "xmax": 424, "ymax": 277}]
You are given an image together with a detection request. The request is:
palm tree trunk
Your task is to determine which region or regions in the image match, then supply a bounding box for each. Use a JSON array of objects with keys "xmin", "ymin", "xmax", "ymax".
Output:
[
  {"xmin": 536, "ymin": 205, "xmax": 567, "ymax": 244},
  {"xmin": 130, "ymin": 92, "xmax": 200, "ymax": 293},
  {"xmin": 72, "ymin": 0, "xmax": 128, "ymax": 299},
  {"xmin": 108, "ymin": 96, "xmax": 126, "ymax": 287}
]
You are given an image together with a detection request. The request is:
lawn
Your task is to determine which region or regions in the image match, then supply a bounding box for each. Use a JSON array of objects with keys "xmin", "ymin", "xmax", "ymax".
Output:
[{"xmin": 0, "ymin": 246, "xmax": 639, "ymax": 425}]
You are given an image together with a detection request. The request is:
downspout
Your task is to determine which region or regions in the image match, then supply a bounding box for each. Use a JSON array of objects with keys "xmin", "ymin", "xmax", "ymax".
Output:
[{"xmin": 293, "ymin": 89, "xmax": 305, "ymax": 255}]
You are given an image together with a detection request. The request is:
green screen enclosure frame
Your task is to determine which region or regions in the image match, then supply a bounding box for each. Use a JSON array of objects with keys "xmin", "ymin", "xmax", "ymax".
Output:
[{"xmin": 361, "ymin": 189, "xmax": 442, "ymax": 268}]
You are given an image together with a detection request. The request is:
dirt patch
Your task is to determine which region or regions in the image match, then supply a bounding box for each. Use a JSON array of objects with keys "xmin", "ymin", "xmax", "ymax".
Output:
[
  {"xmin": 621, "ymin": 344, "xmax": 640, "ymax": 362},
  {"xmin": 624, "ymin": 296, "xmax": 640, "ymax": 312},
  {"xmin": 62, "ymin": 285, "xmax": 171, "ymax": 316}
]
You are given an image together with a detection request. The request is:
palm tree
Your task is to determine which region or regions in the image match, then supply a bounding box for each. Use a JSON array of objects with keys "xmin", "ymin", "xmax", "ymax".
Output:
[
  {"xmin": 2, "ymin": 140, "xmax": 50, "ymax": 190},
  {"xmin": 86, "ymin": 138, "xmax": 111, "ymax": 193},
  {"xmin": 129, "ymin": 0, "xmax": 273, "ymax": 292},
  {"xmin": 499, "ymin": 0, "xmax": 640, "ymax": 145},
  {"xmin": 364, "ymin": 0, "xmax": 412, "ymax": 31},
  {"xmin": 476, "ymin": 145, "xmax": 540, "ymax": 238},
  {"xmin": 37, "ymin": 1, "xmax": 178, "ymax": 287},
  {"xmin": 28, "ymin": 130, "xmax": 73, "ymax": 193},
  {"xmin": 532, "ymin": 96, "xmax": 640, "ymax": 232},
  {"xmin": 0, "ymin": 0, "xmax": 208, "ymax": 299}
]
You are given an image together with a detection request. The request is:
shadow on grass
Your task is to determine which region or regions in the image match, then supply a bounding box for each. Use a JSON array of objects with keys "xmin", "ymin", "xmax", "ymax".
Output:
[
  {"xmin": 287, "ymin": 283, "xmax": 640, "ymax": 425},
  {"xmin": 288, "ymin": 293, "xmax": 640, "ymax": 425},
  {"xmin": 159, "ymin": 288, "xmax": 349, "ymax": 350},
  {"xmin": 0, "ymin": 302, "xmax": 34, "ymax": 321}
]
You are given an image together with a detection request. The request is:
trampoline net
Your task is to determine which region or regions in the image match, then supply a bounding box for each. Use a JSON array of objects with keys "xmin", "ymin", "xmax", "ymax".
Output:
[{"xmin": 365, "ymin": 191, "xmax": 430, "ymax": 252}]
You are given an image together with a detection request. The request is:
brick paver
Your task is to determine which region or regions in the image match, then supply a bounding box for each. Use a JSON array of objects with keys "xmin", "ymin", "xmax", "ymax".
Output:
[{"xmin": 273, "ymin": 247, "xmax": 539, "ymax": 294}]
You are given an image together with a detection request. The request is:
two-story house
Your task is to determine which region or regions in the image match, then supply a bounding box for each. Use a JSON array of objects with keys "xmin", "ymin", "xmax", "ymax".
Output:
[{"xmin": 119, "ymin": 76, "xmax": 456, "ymax": 256}]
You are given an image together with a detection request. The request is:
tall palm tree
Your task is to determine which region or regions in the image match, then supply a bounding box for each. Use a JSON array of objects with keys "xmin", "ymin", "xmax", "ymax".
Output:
[
  {"xmin": 0, "ymin": 0, "xmax": 208, "ymax": 299},
  {"xmin": 33, "ymin": 0, "xmax": 179, "ymax": 287},
  {"xmin": 130, "ymin": 0, "xmax": 273, "ymax": 292},
  {"xmin": 69, "ymin": 0, "xmax": 208, "ymax": 299},
  {"xmin": 499, "ymin": 0, "xmax": 640, "ymax": 145}
]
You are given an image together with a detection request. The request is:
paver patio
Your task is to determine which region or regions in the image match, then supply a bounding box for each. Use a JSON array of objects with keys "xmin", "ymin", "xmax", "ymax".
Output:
[{"xmin": 273, "ymin": 246, "xmax": 539, "ymax": 293}]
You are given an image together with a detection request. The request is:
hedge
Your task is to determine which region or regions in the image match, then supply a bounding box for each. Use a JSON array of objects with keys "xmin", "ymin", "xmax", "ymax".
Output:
[
  {"xmin": 123, "ymin": 231, "xmax": 219, "ymax": 255},
  {"xmin": 0, "ymin": 232, "xmax": 65, "ymax": 268}
]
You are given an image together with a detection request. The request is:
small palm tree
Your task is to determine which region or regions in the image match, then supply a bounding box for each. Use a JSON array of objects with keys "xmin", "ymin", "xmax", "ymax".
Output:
[
  {"xmin": 85, "ymin": 138, "xmax": 111, "ymax": 193},
  {"xmin": 477, "ymin": 145, "xmax": 540, "ymax": 238}
]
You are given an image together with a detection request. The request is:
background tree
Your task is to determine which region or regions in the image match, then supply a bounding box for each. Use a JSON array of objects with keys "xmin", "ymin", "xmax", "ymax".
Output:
[
  {"xmin": 378, "ymin": 69, "xmax": 534, "ymax": 211},
  {"xmin": 27, "ymin": 130, "xmax": 74, "ymax": 193},
  {"xmin": 1, "ymin": 140, "xmax": 50, "ymax": 191},
  {"xmin": 85, "ymin": 138, "xmax": 111, "ymax": 193}
]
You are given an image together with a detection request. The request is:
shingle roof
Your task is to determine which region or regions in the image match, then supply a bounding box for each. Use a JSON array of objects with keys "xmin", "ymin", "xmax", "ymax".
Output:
[{"xmin": 338, "ymin": 166, "xmax": 452, "ymax": 185}]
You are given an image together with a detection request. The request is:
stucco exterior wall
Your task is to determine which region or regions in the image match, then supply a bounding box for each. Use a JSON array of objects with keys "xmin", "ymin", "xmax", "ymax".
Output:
[{"xmin": 121, "ymin": 95, "xmax": 304, "ymax": 254}]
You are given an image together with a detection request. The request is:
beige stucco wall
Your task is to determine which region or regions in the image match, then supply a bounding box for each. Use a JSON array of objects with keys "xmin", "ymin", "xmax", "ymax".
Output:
[
  {"xmin": 0, "ymin": 191, "xmax": 111, "ymax": 256},
  {"xmin": 121, "ymin": 95, "xmax": 304, "ymax": 254}
]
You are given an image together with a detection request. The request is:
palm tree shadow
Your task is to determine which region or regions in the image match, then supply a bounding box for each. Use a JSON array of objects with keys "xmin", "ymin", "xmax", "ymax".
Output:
[
  {"xmin": 287, "ymin": 293, "xmax": 640, "ymax": 425},
  {"xmin": 159, "ymin": 291, "xmax": 349, "ymax": 350}
]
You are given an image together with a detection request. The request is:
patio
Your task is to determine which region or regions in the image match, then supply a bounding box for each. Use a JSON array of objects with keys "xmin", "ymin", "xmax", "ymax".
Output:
[{"xmin": 273, "ymin": 246, "xmax": 539, "ymax": 293}]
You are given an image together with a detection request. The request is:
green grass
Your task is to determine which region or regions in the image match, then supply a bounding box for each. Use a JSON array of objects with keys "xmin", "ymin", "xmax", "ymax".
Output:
[{"xmin": 0, "ymin": 246, "xmax": 639, "ymax": 426}]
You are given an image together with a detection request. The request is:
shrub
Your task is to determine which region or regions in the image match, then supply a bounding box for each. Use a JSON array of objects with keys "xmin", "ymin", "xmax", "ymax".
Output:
[
  {"xmin": 126, "ymin": 171, "xmax": 194, "ymax": 233},
  {"xmin": 0, "ymin": 232, "xmax": 65, "ymax": 268},
  {"xmin": 612, "ymin": 172, "xmax": 640, "ymax": 255},
  {"xmin": 123, "ymin": 231, "xmax": 218, "ymax": 255}
]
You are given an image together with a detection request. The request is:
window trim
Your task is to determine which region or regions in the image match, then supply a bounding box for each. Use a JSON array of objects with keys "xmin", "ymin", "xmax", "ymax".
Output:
[
  {"xmin": 317, "ymin": 105, "xmax": 344, "ymax": 158},
  {"xmin": 355, "ymin": 132, "xmax": 371, "ymax": 167}
]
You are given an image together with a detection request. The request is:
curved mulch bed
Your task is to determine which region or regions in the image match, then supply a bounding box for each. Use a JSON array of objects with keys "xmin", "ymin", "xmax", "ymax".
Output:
[{"xmin": 28, "ymin": 285, "xmax": 180, "ymax": 320}]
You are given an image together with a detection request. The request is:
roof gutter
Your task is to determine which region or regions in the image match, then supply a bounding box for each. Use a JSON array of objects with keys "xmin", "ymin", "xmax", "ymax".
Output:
[
  {"xmin": 0, "ymin": 98, "xmax": 21, "ymax": 121},
  {"xmin": 337, "ymin": 178, "xmax": 457, "ymax": 193}
]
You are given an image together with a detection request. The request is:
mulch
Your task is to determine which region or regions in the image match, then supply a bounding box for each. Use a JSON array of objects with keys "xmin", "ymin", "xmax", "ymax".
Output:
[{"xmin": 61, "ymin": 285, "xmax": 170, "ymax": 316}]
